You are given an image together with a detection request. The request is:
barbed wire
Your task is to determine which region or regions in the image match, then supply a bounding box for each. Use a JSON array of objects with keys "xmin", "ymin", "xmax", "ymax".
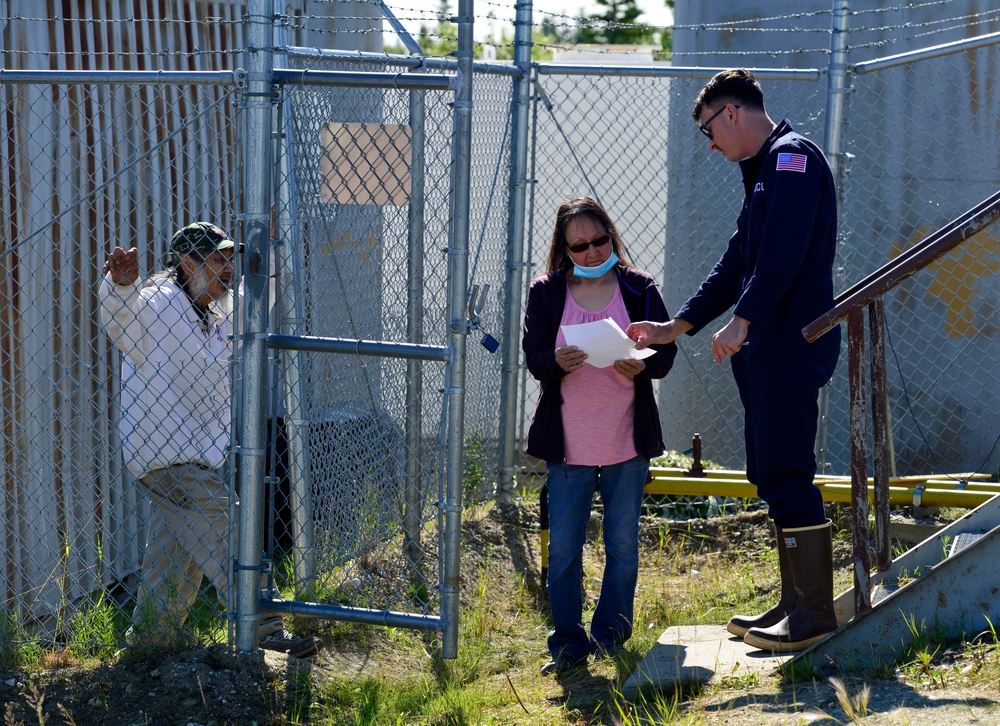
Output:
[
  {"xmin": 520, "ymin": 41, "xmax": 666, "ymax": 55},
  {"xmin": 3, "ymin": 49, "xmax": 240, "ymax": 57},
  {"xmin": 840, "ymin": 6, "xmax": 1000, "ymax": 51},
  {"xmin": 671, "ymin": 9, "xmax": 833, "ymax": 31},
  {"xmin": 870, "ymin": 6, "xmax": 1000, "ymax": 35},
  {"xmin": 6, "ymin": 4, "xmax": 994, "ymax": 55},
  {"xmin": 670, "ymin": 47, "xmax": 832, "ymax": 57},
  {"xmin": 284, "ymin": 11, "xmax": 674, "ymax": 33},
  {"xmin": 2, "ymin": 14, "xmax": 240, "ymax": 24},
  {"xmin": 850, "ymin": 0, "xmax": 972, "ymax": 18},
  {"xmin": 539, "ymin": 19, "xmax": 831, "ymax": 34}
]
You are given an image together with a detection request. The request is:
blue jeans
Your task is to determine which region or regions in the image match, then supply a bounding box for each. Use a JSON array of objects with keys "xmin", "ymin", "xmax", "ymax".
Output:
[{"xmin": 545, "ymin": 456, "xmax": 648, "ymax": 665}]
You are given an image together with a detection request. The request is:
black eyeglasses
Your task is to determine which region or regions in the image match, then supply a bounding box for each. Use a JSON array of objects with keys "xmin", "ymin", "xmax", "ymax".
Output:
[
  {"xmin": 699, "ymin": 104, "xmax": 739, "ymax": 140},
  {"xmin": 567, "ymin": 234, "xmax": 611, "ymax": 254}
]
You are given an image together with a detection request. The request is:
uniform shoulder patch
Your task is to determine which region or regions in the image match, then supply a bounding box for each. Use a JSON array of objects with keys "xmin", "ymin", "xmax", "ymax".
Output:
[{"xmin": 776, "ymin": 152, "xmax": 807, "ymax": 172}]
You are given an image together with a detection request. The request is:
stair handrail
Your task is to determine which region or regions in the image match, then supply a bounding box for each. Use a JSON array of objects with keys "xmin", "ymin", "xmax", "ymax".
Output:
[
  {"xmin": 801, "ymin": 188, "xmax": 1000, "ymax": 618},
  {"xmin": 804, "ymin": 189, "xmax": 1000, "ymax": 343}
]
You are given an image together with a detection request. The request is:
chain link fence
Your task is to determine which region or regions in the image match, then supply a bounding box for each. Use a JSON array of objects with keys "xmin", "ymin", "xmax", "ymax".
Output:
[
  {"xmin": 525, "ymin": 47, "xmax": 1000, "ymax": 483},
  {"xmin": 525, "ymin": 70, "xmax": 831, "ymax": 477},
  {"xmin": 4, "ymin": 0, "xmax": 1000, "ymax": 662},
  {"xmin": 1, "ymin": 78, "xmax": 242, "ymax": 656},
  {"xmin": 841, "ymin": 50, "xmax": 1000, "ymax": 477}
]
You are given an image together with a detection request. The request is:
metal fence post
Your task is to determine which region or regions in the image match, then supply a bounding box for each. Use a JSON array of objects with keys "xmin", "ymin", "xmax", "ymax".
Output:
[
  {"xmin": 496, "ymin": 0, "xmax": 533, "ymax": 503},
  {"xmin": 824, "ymin": 0, "xmax": 850, "ymax": 183},
  {"xmin": 273, "ymin": 2, "xmax": 317, "ymax": 598},
  {"xmin": 517, "ymin": 73, "xmax": 542, "ymax": 473},
  {"xmin": 441, "ymin": 0, "xmax": 475, "ymax": 660},
  {"xmin": 235, "ymin": 0, "xmax": 275, "ymax": 654},
  {"xmin": 816, "ymin": 0, "xmax": 851, "ymax": 474}
]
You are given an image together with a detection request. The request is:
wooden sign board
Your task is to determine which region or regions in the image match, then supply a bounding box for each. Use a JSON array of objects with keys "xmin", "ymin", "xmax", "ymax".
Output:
[{"xmin": 319, "ymin": 123, "xmax": 412, "ymax": 206}]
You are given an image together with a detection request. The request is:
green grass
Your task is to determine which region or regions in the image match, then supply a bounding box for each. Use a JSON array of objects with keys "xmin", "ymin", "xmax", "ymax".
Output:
[
  {"xmin": 0, "ymin": 607, "xmax": 42, "ymax": 671},
  {"xmin": 286, "ymin": 491, "xmax": 789, "ymax": 725},
  {"xmin": 66, "ymin": 591, "xmax": 121, "ymax": 662},
  {"xmin": 8, "ymin": 464, "xmax": 1000, "ymax": 725}
]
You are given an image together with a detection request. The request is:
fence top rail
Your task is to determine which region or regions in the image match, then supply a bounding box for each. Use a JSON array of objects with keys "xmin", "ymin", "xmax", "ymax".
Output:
[
  {"xmin": 285, "ymin": 46, "xmax": 523, "ymax": 77},
  {"xmin": 802, "ymin": 189, "xmax": 1000, "ymax": 342},
  {"xmin": 0, "ymin": 69, "xmax": 240, "ymax": 86},
  {"xmin": 273, "ymin": 67, "xmax": 456, "ymax": 90},
  {"xmin": 534, "ymin": 64, "xmax": 822, "ymax": 80},
  {"xmin": 852, "ymin": 30, "xmax": 1000, "ymax": 75}
]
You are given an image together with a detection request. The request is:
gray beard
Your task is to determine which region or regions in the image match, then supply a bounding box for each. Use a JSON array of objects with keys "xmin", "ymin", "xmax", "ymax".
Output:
[{"xmin": 187, "ymin": 266, "xmax": 213, "ymax": 306}]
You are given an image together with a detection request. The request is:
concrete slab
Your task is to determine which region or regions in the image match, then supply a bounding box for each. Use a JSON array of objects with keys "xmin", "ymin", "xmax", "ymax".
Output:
[
  {"xmin": 622, "ymin": 624, "xmax": 792, "ymax": 700},
  {"xmin": 888, "ymin": 519, "xmax": 946, "ymax": 545}
]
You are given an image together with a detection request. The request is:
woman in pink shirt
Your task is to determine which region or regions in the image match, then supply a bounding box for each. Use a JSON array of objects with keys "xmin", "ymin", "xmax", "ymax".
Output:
[{"xmin": 522, "ymin": 197, "xmax": 677, "ymax": 676}]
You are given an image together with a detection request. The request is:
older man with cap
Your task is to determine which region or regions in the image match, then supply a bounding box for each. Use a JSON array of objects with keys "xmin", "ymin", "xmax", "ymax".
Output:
[{"xmin": 100, "ymin": 221, "xmax": 317, "ymax": 657}]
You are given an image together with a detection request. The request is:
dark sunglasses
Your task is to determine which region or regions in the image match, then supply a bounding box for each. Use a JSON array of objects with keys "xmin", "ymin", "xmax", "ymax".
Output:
[
  {"xmin": 699, "ymin": 104, "xmax": 739, "ymax": 140},
  {"xmin": 567, "ymin": 234, "xmax": 612, "ymax": 254}
]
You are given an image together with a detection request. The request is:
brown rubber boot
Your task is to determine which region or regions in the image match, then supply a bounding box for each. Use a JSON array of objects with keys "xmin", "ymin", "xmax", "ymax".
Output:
[
  {"xmin": 726, "ymin": 526, "xmax": 796, "ymax": 638},
  {"xmin": 743, "ymin": 521, "xmax": 838, "ymax": 653}
]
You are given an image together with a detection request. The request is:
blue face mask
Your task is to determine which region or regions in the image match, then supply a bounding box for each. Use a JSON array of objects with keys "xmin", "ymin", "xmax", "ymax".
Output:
[{"xmin": 573, "ymin": 251, "xmax": 619, "ymax": 279}]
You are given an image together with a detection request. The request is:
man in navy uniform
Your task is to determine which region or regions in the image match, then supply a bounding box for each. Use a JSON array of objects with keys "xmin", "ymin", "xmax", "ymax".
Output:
[{"xmin": 628, "ymin": 68, "xmax": 841, "ymax": 652}]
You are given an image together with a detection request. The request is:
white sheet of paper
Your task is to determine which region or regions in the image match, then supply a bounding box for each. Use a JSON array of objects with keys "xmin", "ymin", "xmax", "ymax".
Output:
[{"xmin": 561, "ymin": 318, "xmax": 656, "ymax": 369}]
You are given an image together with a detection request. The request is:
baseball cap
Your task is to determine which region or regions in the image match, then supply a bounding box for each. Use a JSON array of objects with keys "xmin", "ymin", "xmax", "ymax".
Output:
[{"xmin": 169, "ymin": 221, "xmax": 237, "ymax": 260}]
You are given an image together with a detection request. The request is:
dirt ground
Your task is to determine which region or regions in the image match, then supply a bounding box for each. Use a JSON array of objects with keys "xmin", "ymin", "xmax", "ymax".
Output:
[{"xmin": 2, "ymin": 503, "xmax": 999, "ymax": 725}]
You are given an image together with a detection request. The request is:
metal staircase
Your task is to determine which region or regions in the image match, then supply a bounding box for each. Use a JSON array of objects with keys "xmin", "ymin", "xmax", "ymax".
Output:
[
  {"xmin": 796, "ymin": 494, "xmax": 1000, "ymax": 669},
  {"xmin": 789, "ymin": 190, "xmax": 1000, "ymax": 670}
]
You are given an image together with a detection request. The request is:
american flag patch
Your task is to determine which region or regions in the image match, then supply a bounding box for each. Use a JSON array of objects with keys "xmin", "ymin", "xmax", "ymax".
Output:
[{"xmin": 776, "ymin": 152, "xmax": 807, "ymax": 172}]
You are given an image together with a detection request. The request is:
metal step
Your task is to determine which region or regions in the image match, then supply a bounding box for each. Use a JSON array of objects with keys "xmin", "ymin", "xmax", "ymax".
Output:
[
  {"xmin": 790, "ymin": 493, "xmax": 1000, "ymax": 670},
  {"xmin": 948, "ymin": 531, "xmax": 984, "ymax": 557},
  {"xmin": 870, "ymin": 582, "xmax": 898, "ymax": 606}
]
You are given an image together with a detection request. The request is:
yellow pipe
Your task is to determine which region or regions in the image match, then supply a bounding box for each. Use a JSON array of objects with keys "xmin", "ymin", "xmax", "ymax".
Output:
[
  {"xmin": 649, "ymin": 467, "xmax": 993, "ymax": 488},
  {"xmin": 815, "ymin": 483, "xmax": 992, "ymax": 508},
  {"xmin": 538, "ymin": 475, "xmax": 996, "ymax": 574},
  {"xmin": 649, "ymin": 467, "xmax": 750, "ymax": 480},
  {"xmin": 924, "ymin": 479, "xmax": 1000, "ymax": 492},
  {"xmin": 645, "ymin": 477, "xmax": 758, "ymax": 499},
  {"xmin": 645, "ymin": 476, "xmax": 996, "ymax": 509}
]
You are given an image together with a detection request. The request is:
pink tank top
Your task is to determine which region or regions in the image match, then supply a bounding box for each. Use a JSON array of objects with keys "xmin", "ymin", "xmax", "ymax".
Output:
[{"xmin": 556, "ymin": 281, "xmax": 638, "ymax": 466}]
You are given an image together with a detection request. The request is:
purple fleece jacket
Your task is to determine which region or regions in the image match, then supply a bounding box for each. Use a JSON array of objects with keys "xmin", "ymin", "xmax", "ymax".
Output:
[{"xmin": 522, "ymin": 265, "xmax": 677, "ymax": 464}]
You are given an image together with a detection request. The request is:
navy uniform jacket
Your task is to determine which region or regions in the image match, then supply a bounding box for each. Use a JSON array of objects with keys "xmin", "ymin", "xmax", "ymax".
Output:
[
  {"xmin": 676, "ymin": 119, "xmax": 840, "ymax": 365},
  {"xmin": 522, "ymin": 265, "xmax": 678, "ymax": 464}
]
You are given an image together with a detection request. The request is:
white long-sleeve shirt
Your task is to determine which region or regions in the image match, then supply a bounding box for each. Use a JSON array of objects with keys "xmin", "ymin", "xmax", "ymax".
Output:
[{"xmin": 99, "ymin": 274, "xmax": 234, "ymax": 477}]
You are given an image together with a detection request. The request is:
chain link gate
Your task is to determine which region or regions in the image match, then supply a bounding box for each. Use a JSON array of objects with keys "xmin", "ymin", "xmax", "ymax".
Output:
[
  {"xmin": 256, "ymin": 45, "xmax": 523, "ymax": 654},
  {"xmin": 259, "ymin": 66, "xmax": 459, "ymax": 641}
]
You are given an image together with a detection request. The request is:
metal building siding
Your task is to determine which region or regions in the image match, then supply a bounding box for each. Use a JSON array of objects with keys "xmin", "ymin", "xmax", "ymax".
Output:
[{"xmin": 1, "ymin": 0, "xmax": 252, "ymax": 621}]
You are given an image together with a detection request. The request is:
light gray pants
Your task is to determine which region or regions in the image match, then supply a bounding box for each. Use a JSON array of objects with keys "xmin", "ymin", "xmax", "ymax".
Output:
[{"xmin": 130, "ymin": 463, "xmax": 234, "ymax": 644}]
